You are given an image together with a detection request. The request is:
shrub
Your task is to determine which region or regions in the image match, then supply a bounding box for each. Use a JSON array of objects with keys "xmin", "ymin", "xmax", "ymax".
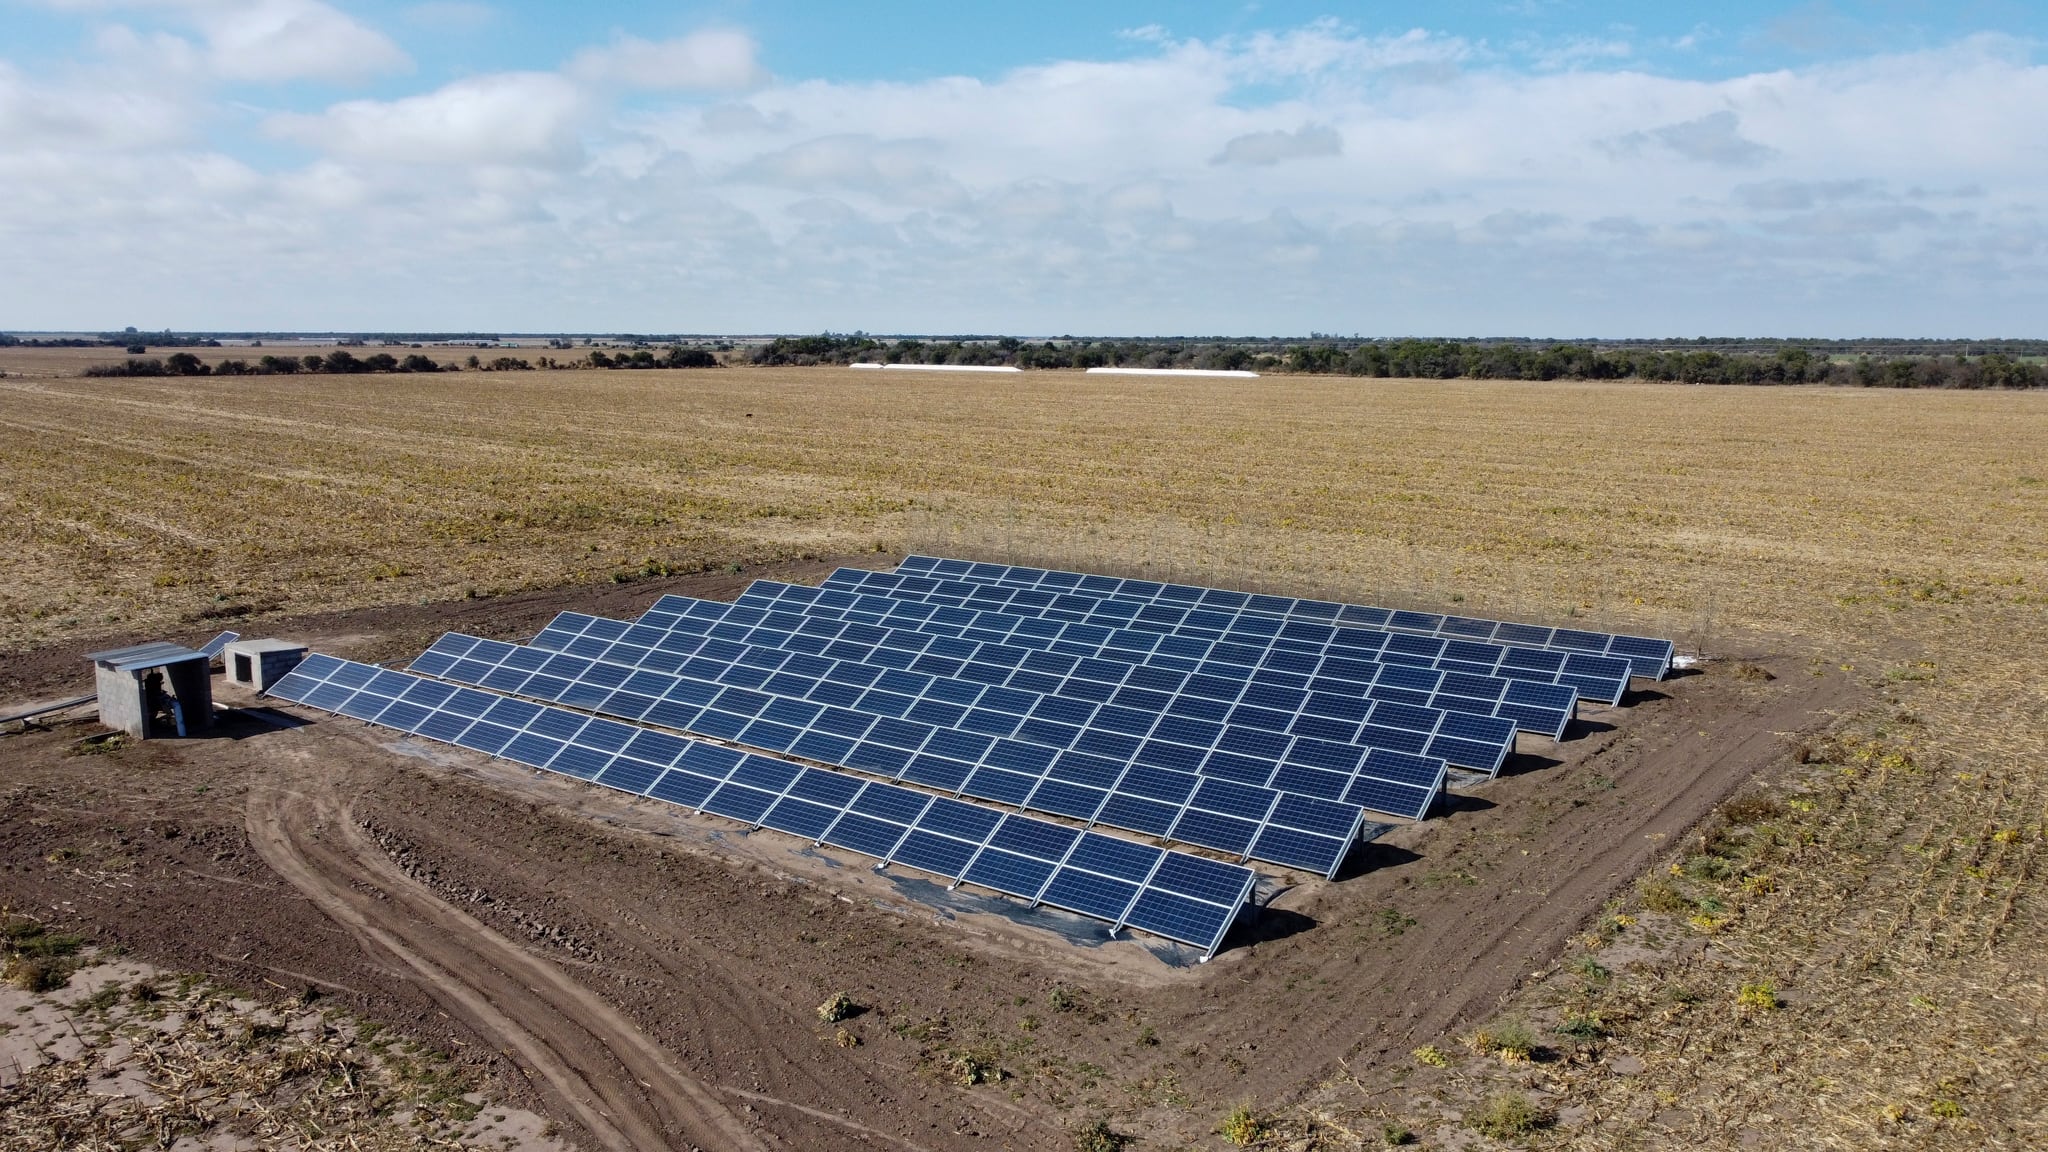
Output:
[
  {"xmin": 1721, "ymin": 791, "xmax": 1784, "ymax": 825},
  {"xmin": 816, "ymin": 992, "xmax": 859, "ymax": 1023},
  {"xmin": 1641, "ymin": 877, "xmax": 1692, "ymax": 914},
  {"xmin": 945, "ymin": 1044, "xmax": 1004, "ymax": 1086},
  {"xmin": 1467, "ymin": 1092, "xmax": 1552, "ymax": 1139},
  {"xmin": 1073, "ymin": 1119, "xmax": 1130, "ymax": 1152},
  {"xmin": 1572, "ymin": 955, "xmax": 1612, "ymax": 985},
  {"xmin": 1219, "ymin": 1104, "xmax": 1268, "ymax": 1146},
  {"xmin": 1557, "ymin": 1011, "xmax": 1607, "ymax": 1039},
  {"xmin": 1468, "ymin": 1017, "xmax": 1537, "ymax": 1062},
  {"xmin": 4, "ymin": 956, "xmax": 72, "ymax": 992}
]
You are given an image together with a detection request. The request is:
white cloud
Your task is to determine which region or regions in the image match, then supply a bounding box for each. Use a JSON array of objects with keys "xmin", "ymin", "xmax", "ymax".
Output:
[
  {"xmin": 264, "ymin": 72, "xmax": 587, "ymax": 167},
  {"xmin": 1212, "ymin": 124, "xmax": 1342, "ymax": 166},
  {"xmin": 38, "ymin": 0, "xmax": 411, "ymax": 82},
  {"xmin": 567, "ymin": 29, "xmax": 763, "ymax": 91},
  {"xmin": 198, "ymin": 0, "xmax": 409, "ymax": 82},
  {"xmin": 2, "ymin": 24, "xmax": 2046, "ymax": 334}
]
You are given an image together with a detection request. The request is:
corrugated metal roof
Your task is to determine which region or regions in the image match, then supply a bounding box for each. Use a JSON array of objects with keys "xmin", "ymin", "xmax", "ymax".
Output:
[{"xmin": 87, "ymin": 641, "xmax": 207, "ymax": 672}]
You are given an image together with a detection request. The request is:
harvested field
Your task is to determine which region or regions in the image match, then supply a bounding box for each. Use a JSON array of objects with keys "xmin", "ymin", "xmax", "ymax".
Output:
[{"xmin": 2, "ymin": 360, "xmax": 2044, "ymax": 1149}]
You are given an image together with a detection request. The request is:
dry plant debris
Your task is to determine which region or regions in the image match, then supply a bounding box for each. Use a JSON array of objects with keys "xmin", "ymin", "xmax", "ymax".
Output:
[{"xmin": 0, "ymin": 955, "xmax": 562, "ymax": 1152}]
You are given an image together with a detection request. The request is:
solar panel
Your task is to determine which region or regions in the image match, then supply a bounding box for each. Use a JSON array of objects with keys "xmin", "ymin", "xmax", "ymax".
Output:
[
  {"xmin": 416, "ymin": 628, "xmax": 1387, "ymax": 875},
  {"xmin": 707, "ymin": 578, "xmax": 1581, "ymax": 743},
  {"xmin": 198, "ymin": 631, "xmax": 240, "ymax": 659},
  {"xmin": 800, "ymin": 569, "xmax": 1627, "ymax": 713},
  {"xmin": 507, "ymin": 607, "xmax": 1438, "ymax": 828},
  {"xmin": 611, "ymin": 589, "xmax": 1514, "ymax": 773},
  {"xmin": 896, "ymin": 555, "xmax": 1675, "ymax": 679},
  {"xmin": 264, "ymin": 652, "xmax": 1253, "ymax": 958}
]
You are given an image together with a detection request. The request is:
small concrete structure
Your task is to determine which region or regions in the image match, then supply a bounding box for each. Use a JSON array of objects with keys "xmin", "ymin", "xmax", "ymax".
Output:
[
  {"xmin": 223, "ymin": 639, "xmax": 307, "ymax": 693},
  {"xmin": 87, "ymin": 642, "xmax": 213, "ymax": 739}
]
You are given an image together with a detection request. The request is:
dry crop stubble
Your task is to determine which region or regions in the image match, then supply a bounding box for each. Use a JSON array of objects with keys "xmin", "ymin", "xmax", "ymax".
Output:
[{"xmin": 1, "ymin": 363, "xmax": 2043, "ymax": 1143}]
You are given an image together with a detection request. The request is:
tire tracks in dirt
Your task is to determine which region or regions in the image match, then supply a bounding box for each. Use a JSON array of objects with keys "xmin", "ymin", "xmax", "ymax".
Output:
[
  {"xmin": 245, "ymin": 760, "xmax": 770, "ymax": 1152},
  {"xmin": 1202, "ymin": 666, "xmax": 1863, "ymax": 1093}
]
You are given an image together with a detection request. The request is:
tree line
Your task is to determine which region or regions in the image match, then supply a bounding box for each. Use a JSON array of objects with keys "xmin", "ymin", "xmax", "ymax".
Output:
[
  {"xmin": 750, "ymin": 334, "xmax": 2042, "ymax": 388},
  {"xmin": 84, "ymin": 351, "xmax": 449, "ymax": 377}
]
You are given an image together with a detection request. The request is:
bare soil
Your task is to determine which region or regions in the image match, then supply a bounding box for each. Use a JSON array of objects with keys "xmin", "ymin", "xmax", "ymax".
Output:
[{"xmin": 0, "ymin": 561, "xmax": 1856, "ymax": 1149}]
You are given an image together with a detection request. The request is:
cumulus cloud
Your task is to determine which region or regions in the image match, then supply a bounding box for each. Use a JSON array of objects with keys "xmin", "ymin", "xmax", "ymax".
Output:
[
  {"xmin": 2, "ymin": 22, "xmax": 2046, "ymax": 334},
  {"xmin": 1211, "ymin": 124, "xmax": 1342, "ymax": 166},
  {"xmin": 699, "ymin": 101, "xmax": 794, "ymax": 135},
  {"xmin": 566, "ymin": 29, "xmax": 763, "ymax": 91},
  {"xmin": 39, "ymin": 0, "xmax": 412, "ymax": 82},
  {"xmin": 729, "ymin": 134, "xmax": 961, "ymax": 203},
  {"xmin": 202, "ymin": 0, "xmax": 409, "ymax": 81},
  {"xmin": 264, "ymin": 72, "xmax": 587, "ymax": 167}
]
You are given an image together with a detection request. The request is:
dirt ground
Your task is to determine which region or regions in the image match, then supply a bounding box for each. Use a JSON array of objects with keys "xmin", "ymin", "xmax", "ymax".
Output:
[{"xmin": 0, "ymin": 558, "xmax": 1852, "ymax": 1149}]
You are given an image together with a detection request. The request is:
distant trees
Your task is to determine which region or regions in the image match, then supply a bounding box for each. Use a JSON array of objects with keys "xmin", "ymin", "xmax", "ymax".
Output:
[
  {"xmin": 83, "ymin": 351, "xmax": 450, "ymax": 378},
  {"xmin": 586, "ymin": 345, "xmax": 721, "ymax": 369},
  {"xmin": 51, "ymin": 331, "xmax": 2042, "ymax": 391}
]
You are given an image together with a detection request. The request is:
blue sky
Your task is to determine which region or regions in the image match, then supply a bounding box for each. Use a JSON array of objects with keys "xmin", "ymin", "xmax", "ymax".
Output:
[{"xmin": 2, "ymin": 2, "xmax": 2044, "ymax": 335}]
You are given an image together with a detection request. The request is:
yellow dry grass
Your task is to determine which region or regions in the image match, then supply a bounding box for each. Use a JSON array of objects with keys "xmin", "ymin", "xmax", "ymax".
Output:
[{"xmin": 2, "ymin": 360, "xmax": 2043, "ymax": 1146}]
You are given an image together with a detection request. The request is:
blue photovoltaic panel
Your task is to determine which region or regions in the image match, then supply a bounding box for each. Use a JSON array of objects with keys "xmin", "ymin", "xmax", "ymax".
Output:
[
  {"xmin": 593, "ymin": 590, "xmax": 1482, "ymax": 788},
  {"xmin": 419, "ymin": 628, "xmax": 1377, "ymax": 875},
  {"xmin": 264, "ymin": 652, "xmax": 1253, "ymax": 958},
  {"xmin": 724, "ymin": 580, "xmax": 1588, "ymax": 738},
  {"xmin": 896, "ymin": 555, "xmax": 1675, "ymax": 680},
  {"xmin": 571, "ymin": 606, "xmax": 1432, "ymax": 823},
  {"xmin": 812, "ymin": 569, "xmax": 1630, "ymax": 713}
]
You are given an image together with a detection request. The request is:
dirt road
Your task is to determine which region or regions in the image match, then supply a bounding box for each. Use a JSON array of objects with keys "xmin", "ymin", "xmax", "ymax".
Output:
[{"xmin": 245, "ymin": 755, "xmax": 772, "ymax": 1152}]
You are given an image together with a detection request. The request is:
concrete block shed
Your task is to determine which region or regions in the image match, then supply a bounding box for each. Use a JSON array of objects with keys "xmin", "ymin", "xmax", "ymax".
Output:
[
  {"xmin": 87, "ymin": 642, "xmax": 213, "ymax": 739},
  {"xmin": 223, "ymin": 639, "xmax": 307, "ymax": 693}
]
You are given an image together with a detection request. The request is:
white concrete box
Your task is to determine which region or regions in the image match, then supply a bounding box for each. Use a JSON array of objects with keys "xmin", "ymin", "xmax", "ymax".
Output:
[{"xmin": 223, "ymin": 639, "xmax": 308, "ymax": 693}]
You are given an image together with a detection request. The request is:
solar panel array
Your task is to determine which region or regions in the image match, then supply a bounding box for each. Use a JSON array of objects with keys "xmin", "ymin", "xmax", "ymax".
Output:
[
  {"xmin": 898, "ymin": 555, "xmax": 1676, "ymax": 680},
  {"xmin": 255, "ymin": 554, "xmax": 1674, "ymax": 965},
  {"xmin": 522, "ymin": 607, "xmax": 1441, "ymax": 823},
  {"xmin": 717, "ymin": 579, "xmax": 1577, "ymax": 745},
  {"xmin": 415, "ymin": 626, "xmax": 1383, "ymax": 876},
  {"xmin": 618, "ymin": 589, "xmax": 1517, "ymax": 776},
  {"xmin": 807, "ymin": 567, "xmax": 1629, "ymax": 709},
  {"xmin": 819, "ymin": 567, "xmax": 1634, "ymax": 707},
  {"xmin": 265, "ymin": 652, "xmax": 1256, "ymax": 957}
]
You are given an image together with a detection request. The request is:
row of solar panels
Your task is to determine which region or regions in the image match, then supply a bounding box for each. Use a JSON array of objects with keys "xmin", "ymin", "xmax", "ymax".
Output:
[
  {"xmin": 564, "ymin": 592, "xmax": 1518, "ymax": 782},
  {"xmin": 718, "ymin": 581, "xmax": 1582, "ymax": 739},
  {"xmin": 416, "ymin": 627, "xmax": 1382, "ymax": 877},
  {"xmin": 897, "ymin": 555, "xmax": 1675, "ymax": 679},
  {"xmin": 807, "ymin": 571, "xmax": 1634, "ymax": 708},
  {"xmin": 265, "ymin": 653, "xmax": 1257, "ymax": 958}
]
